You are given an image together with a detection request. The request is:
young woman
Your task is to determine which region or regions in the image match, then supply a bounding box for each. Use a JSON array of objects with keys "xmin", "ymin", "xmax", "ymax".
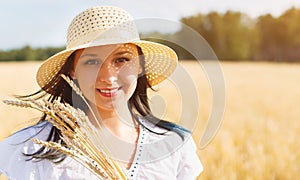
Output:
[{"xmin": 0, "ymin": 6, "xmax": 202, "ymax": 179}]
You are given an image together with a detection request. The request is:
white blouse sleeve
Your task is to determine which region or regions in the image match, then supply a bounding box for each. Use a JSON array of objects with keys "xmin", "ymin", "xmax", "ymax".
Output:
[
  {"xmin": 176, "ymin": 136, "xmax": 203, "ymax": 180},
  {"xmin": 0, "ymin": 122, "xmax": 49, "ymax": 180},
  {"xmin": 0, "ymin": 122, "xmax": 99, "ymax": 180}
]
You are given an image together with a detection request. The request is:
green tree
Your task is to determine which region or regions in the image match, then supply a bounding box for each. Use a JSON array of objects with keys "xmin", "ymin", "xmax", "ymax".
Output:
[
  {"xmin": 221, "ymin": 11, "xmax": 258, "ymax": 60},
  {"xmin": 256, "ymin": 7, "xmax": 300, "ymax": 61},
  {"xmin": 20, "ymin": 45, "xmax": 36, "ymax": 61},
  {"xmin": 279, "ymin": 7, "xmax": 300, "ymax": 60},
  {"xmin": 256, "ymin": 14, "xmax": 279, "ymax": 60},
  {"xmin": 180, "ymin": 11, "xmax": 258, "ymax": 60}
]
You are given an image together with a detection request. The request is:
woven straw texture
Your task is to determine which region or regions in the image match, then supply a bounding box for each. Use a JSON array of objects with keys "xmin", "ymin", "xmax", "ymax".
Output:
[{"xmin": 36, "ymin": 6, "xmax": 178, "ymax": 89}]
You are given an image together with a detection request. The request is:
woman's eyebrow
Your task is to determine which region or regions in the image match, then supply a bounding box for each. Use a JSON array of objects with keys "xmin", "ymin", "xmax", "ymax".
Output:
[
  {"xmin": 79, "ymin": 54, "xmax": 98, "ymax": 59},
  {"xmin": 114, "ymin": 51, "xmax": 134, "ymax": 56}
]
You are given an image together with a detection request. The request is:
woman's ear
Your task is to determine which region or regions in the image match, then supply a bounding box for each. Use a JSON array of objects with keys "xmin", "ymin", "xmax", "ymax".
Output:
[
  {"xmin": 138, "ymin": 66, "xmax": 143, "ymax": 75},
  {"xmin": 70, "ymin": 70, "xmax": 76, "ymax": 80}
]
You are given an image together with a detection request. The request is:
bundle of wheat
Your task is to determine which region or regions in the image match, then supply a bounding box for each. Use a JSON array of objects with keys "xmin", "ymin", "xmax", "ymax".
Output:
[{"xmin": 3, "ymin": 74, "xmax": 128, "ymax": 180}]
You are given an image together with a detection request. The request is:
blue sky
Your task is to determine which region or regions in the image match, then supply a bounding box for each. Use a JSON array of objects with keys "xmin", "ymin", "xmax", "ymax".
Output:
[{"xmin": 1, "ymin": 0, "xmax": 300, "ymax": 50}]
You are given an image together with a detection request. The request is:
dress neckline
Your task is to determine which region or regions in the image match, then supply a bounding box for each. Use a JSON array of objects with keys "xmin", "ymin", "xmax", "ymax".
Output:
[{"xmin": 125, "ymin": 119, "xmax": 146, "ymax": 179}]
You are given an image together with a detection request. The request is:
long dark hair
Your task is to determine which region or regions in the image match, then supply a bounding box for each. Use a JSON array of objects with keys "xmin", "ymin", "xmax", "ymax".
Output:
[{"xmin": 20, "ymin": 45, "xmax": 189, "ymax": 162}]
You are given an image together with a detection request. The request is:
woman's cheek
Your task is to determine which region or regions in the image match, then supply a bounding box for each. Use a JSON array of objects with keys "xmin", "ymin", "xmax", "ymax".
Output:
[
  {"xmin": 77, "ymin": 68, "xmax": 99, "ymax": 84},
  {"xmin": 122, "ymin": 74, "xmax": 138, "ymax": 100},
  {"xmin": 76, "ymin": 71, "xmax": 98, "ymax": 98}
]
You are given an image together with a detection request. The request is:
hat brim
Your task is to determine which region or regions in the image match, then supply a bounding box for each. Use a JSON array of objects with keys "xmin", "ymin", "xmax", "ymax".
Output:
[{"xmin": 36, "ymin": 40, "xmax": 178, "ymax": 90}]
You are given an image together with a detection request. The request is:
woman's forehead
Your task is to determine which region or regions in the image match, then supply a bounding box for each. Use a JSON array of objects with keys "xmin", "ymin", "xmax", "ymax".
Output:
[{"xmin": 76, "ymin": 43, "xmax": 138, "ymax": 57}]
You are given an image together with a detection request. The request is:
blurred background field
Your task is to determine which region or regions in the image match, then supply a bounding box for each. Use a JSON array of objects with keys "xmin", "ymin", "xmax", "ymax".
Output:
[
  {"xmin": 1, "ymin": 61, "xmax": 299, "ymax": 179},
  {"xmin": 1, "ymin": 1, "xmax": 300, "ymax": 179}
]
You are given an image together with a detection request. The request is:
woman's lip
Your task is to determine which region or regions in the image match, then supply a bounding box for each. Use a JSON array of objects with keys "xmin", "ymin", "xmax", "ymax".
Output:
[
  {"xmin": 98, "ymin": 87, "xmax": 119, "ymax": 90},
  {"xmin": 96, "ymin": 87, "xmax": 121, "ymax": 97}
]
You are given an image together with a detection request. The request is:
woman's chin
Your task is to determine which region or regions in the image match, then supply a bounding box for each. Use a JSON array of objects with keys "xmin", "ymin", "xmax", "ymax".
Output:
[
  {"xmin": 95, "ymin": 99, "xmax": 127, "ymax": 112},
  {"xmin": 85, "ymin": 91, "xmax": 130, "ymax": 113}
]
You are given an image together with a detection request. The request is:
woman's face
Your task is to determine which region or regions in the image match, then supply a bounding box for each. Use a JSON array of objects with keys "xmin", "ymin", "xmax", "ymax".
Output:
[{"xmin": 72, "ymin": 43, "xmax": 142, "ymax": 111}]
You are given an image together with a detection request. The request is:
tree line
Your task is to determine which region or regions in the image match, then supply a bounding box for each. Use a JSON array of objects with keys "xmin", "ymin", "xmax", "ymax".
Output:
[
  {"xmin": 1, "ymin": 7, "xmax": 299, "ymax": 62},
  {"xmin": 0, "ymin": 46, "xmax": 64, "ymax": 62},
  {"xmin": 168, "ymin": 7, "xmax": 300, "ymax": 61}
]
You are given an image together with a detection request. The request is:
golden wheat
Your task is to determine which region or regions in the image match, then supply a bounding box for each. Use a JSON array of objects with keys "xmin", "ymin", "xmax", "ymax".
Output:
[
  {"xmin": 2, "ymin": 74, "xmax": 127, "ymax": 179},
  {"xmin": 1, "ymin": 61, "xmax": 300, "ymax": 179}
]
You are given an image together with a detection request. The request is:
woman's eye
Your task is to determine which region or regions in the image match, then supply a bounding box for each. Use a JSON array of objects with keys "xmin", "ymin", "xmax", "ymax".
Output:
[
  {"xmin": 115, "ymin": 57, "xmax": 130, "ymax": 64},
  {"xmin": 84, "ymin": 59, "xmax": 101, "ymax": 65}
]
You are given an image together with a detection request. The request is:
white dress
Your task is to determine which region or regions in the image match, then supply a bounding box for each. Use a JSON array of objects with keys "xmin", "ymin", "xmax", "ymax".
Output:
[{"xmin": 0, "ymin": 120, "xmax": 203, "ymax": 180}]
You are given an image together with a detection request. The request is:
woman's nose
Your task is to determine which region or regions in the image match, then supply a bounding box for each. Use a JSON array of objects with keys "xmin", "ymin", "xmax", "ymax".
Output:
[{"xmin": 97, "ymin": 62, "xmax": 118, "ymax": 84}]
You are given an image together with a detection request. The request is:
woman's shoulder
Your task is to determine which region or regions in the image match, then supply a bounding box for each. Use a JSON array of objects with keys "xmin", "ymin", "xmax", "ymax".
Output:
[
  {"xmin": 0, "ymin": 121, "xmax": 52, "ymax": 145},
  {"xmin": 139, "ymin": 115, "xmax": 190, "ymax": 140},
  {"xmin": 0, "ymin": 121, "xmax": 53, "ymax": 156},
  {"xmin": 0, "ymin": 121, "xmax": 53, "ymax": 179},
  {"xmin": 0, "ymin": 121, "xmax": 100, "ymax": 180},
  {"xmin": 139, "ymin": 116, "xmax": 195, "ymax": 156},
  {"xmin": 135, "ymin": 117, "xmax": 203, "ymax": 179}
]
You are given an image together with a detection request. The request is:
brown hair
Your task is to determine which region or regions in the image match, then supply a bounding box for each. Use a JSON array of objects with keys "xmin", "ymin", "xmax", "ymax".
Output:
[{"xmin": 21, "ymin": 45, "xmax": 188, "ymax": 162}]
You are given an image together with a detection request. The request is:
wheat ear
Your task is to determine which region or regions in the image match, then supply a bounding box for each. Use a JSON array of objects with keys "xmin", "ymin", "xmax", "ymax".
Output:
[
  {"xmin": 32, "ymin": 138, "xmax": 109, "ymax": 180},
  {"xmin": 60, "ymin": 74, "xmax": 107, "ymax": 149},
  {"xmin": 3, "ymin": 76, "xmax": 128, "ymax": 179},
  {"xmin": 60, "ymin": 74, "xmax": 101, "ymax": 128},
  {"xmin": 60, "ymin": 74, "xmax": 127, "ymax": 179}
]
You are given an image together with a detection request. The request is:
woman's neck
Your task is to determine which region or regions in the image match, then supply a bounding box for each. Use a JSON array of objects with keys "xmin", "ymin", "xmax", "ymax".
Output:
[
  {"xmin": 87, "ymin": 103, "xmax": 140, "ymax": 170},
  {"xmin": 87, "ymin": 104, "xmax": 139, "ymax": 142}
]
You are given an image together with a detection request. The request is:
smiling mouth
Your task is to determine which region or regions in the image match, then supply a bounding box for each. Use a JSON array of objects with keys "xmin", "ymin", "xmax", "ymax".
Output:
[{"xmin": 97, "ymin": 87, "xmax": 121, "ymax": 97}]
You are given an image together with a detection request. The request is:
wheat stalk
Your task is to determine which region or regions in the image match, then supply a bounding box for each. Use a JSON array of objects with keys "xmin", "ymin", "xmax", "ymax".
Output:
[
  {"xmin": 60, "ymin": 74, "xmax": 109, "ymax": 154},
  {"xmin": 31, "ymin": 138, "xmax": 110, "ymax": 180},
  {"xmin": 60, "ymin": 74, "xmax": 100, "ymax": 127},
  {"xmin": 2, "ymin": 76, "xmax": 128, "ymax": 180},
  {"xmin": 3, "ymin": 99, "xmax": 33, "ymax": 109}
]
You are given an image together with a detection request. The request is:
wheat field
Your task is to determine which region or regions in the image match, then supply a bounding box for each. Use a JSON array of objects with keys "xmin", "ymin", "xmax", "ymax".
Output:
[{"xmin": 0, "ymin": 61, "xmax": 299, "ymax": 179}]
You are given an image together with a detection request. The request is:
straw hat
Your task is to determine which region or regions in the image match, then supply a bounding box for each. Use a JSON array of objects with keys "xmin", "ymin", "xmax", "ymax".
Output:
[{"xmin": 36, "ymin": 6, "xmax": 178, "ymax": 90}]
